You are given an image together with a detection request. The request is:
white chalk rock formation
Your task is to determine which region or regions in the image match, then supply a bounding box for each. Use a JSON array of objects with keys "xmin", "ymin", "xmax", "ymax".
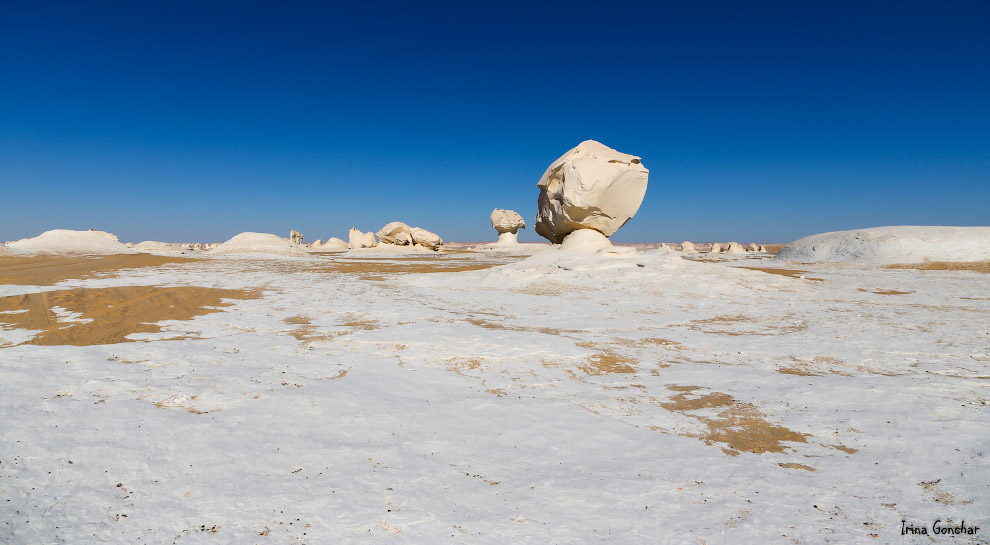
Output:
[
  {"xmin": 410, "ymin": 227, "xmax": 443, "ymax": 250},
  {"xmin": 746, "ymin": 243, "xmax": 760, "ymax": 252},
  {"xmin": 535, "ymin": 140, "xmax": 649, "ymax": 243},
  {"xmin": 681, "ymin": 241, "xmax": 697, "ymax": 253},
  {"xmin": 321, "ymin": 237, "xmax": 349, "ymax": 250},
  {"xmin": 310, "ymin": 239, "xmax": 322, "ymax": 248},
  {"xmin": 348, "ymin": 228, "xmax": 378, "ymax": 249},
  {"xmin": 376, "ymin": 222, "xmax": 412, "ymax": 244},
  {"xmin": 758, "ymin": 245, "xmax": 768, "ymax": 253},
  {"xmin": 725, "ymin": 242, "xmax": 745, "ymax": 254},
  {"xmin": 491, "ymin": 209, "xmax": 526, "ymax": 245},
  {"xmin": 773, "ymin": 226, "xmax": 990, "ymax": 264},
  {"xmin": 710, "ymin": 243, "xmax": 722, "ymax": 253},
  {"xmin": 395, "ymin": 232, "xmax": 413, "ymax": 246},
  {"xmin": 210, "ymin": 232, "xmax": 310, "ymax": 257},
  {"xmin": 290, "ymin": 230, "xmax": 303, "ymax": 245},
  {"xmin": 6, "ymin": 229, "xmax": 134, "ymax": 255},
  {"xmin": 559, "ymin": 229, "xmax": 613, "ymax": 252}
]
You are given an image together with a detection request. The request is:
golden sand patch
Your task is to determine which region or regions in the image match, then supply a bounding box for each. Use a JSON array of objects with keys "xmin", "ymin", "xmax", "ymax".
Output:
[
  {"xmin": 465, "ymin": 317, "xmax": 579, "ymax": 336},
  {"xmin": 885, "ymin": 261, "xmax": 990, "ymax": 273},
  {"xmin": 686, "ymin": 314, "xmax": 808, "ymax": 336},
  {"xmin": 0, "ymin": 286, "xmax": 257, "ymax": 346},
  {"xmin": 778, "ymin": 366, "xmax": 822, "ymax": 376},
  {"xmin": 921, "ymin": 480, "xmax": 972, "ymax": 506},
  {"xmin": 446, "ymin": 357, "xmax": 483, "ymax": 375},
  {"xmin": 735, "ymin": 266, "xmax": 823, "ymax": 281},
  {"xmin": 0, "ymin": 254, "xmax": 198, "ymax": 286},
  {"xmin": 578, "ymin": 351, "xmax": 637, "ymax": 375},
  {"xmin": 857, "ymin": 288, "xmax": 913, "ymax": 295},
  {"xmin": 778, "ymin": 463, "xmax": 816, "ymax": 471},
  {"xmin": 658, "ymin": 385, "xmax": 809, "ymax": 454}
]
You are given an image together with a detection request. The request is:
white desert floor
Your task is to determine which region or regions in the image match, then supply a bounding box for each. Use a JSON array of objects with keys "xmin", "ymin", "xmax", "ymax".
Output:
[{"xmin": 0, "ymin": 248, "xmax": 987, "ymax": 544}]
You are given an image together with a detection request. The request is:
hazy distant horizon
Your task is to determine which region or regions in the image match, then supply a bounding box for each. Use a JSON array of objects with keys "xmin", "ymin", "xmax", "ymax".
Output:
[{"xmin": 2, "ymin": 2, "xmax": 987, "ymax": 244}]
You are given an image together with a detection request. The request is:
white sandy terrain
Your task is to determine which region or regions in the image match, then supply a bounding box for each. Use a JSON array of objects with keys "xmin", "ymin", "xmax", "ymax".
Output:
[
  {"xmin": 209, "ymin": 232, "xmax": 311, "ymax": 258},
  {"xmin": 0, "ymin": 248, "xmax": 987, "ymax": 544},
  {"xmin": 6, "ymin": 229, "xmax": 136, "ymax": 255},
  {"xmin": 775, "ymin": 225, "xmax": 990, "ymax": 264}
]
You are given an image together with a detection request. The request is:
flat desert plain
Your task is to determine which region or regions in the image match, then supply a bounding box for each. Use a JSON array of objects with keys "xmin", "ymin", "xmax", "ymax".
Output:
[{"xmin": 0, "ymin": 248, "xmax": 987, "ymax": 544}]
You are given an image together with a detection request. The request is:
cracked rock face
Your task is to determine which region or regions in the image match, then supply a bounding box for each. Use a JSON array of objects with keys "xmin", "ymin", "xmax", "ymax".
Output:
[{"xmin": 534, "ymin": 140, "xmax": 649, "ymax": 244}]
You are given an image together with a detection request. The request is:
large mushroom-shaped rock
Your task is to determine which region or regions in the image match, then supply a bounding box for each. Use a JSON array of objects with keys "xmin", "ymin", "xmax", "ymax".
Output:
[
  {"xmin": 410, "ymin": 227, "xmax": 443, "ymax": 250},
  {"xmin": 376, "ymin": 222, "xmax": 412, "ymax": 244},
  {"xmin": 725, "ymin": 242, "xmax": 745, "ymax": 254},
  {"xmin": 534, "ymin": 140, "xmax": 649, "ymax": 244},
  {"xmin": 289, "ymin": 230, "xmax": 303, "ymax": 245},
  {"xmin": 348, "ymin": 228, "xmax": 378, "ymax": 249},
  {"xmin": 681, "ymin": 241, "xmax": 697, "ymax": 253},
  {"xmin": 491, "ymin": 209, "xmax": 526, "ymax": 245}
]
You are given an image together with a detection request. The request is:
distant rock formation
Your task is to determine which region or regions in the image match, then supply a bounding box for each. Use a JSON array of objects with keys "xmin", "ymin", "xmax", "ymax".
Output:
[
  {"xmin": 534, "ymin": 140, "xmax": 649, "ymax": 244},
  {"xmin": 210, "ymin": 232, "xmax": 310, "ymax": 257},
  {"xmin": 747, "ymin": 243, "xmax": 760, "ymax": 252},
  {"xmin": 710, "ymin": 243, "xmax": 722, "ymax": 253},
  {"xmin": 725, "ymin": 242, "xmax": 745, "ymax": 254},
  {"xmin": 409, "ymin": 227, "xmax": 443, "ymax": 250},
  {"xmin": 681, "ymin": 241, "xmax": 698, "ymax": 253},
  {"xmin": 491, "ymin": 209, "xmax": 526, "ymax": 245},
  {"xmin": 290, "ymin": 230, "xmax": 303, "ymax": 245},
  {"xmin": 320, "ymin": 237, "xmax": 349, "ymax": 250},
  {"xmin": 376, "ymin": 222, "xmax": 412, "ymax": 244},
  {"xmin": 348, "ymin": 228, "xmax": 378, "ymax": 249},
  {"xmin": 6, "ymin": 229, "xmax": 134, "ymax": 255},
  {"xmin": 773, "ymin": 226, "xmax": 990, "ymax": 264}
]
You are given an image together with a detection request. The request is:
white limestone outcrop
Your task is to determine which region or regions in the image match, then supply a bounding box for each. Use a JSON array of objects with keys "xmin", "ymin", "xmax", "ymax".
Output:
[{"xmin": 535, "ymin": 140, "xmax": 649, "ymax": 244}]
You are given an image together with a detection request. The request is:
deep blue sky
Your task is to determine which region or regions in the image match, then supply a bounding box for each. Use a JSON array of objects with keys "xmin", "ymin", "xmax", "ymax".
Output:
[{"xmin": 1, "ymin": 1, "xmax": 987, "ymax": 243}]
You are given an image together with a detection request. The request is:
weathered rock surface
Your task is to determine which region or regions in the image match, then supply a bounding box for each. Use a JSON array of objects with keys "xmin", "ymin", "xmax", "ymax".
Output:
[
  {"xmin": 376, "ymin": 222, "xmax": 412, "ymax": 244},
  {"xmin": 348, "ymin": 228, "xmax": 378, "ymax": 249},
  {"xmin": 558, "ymin": 229, "xmax": 613, "ymax": 252},
  {"xmin": 410, "ymin": 227, "xmax": 443, "ymax": 250},
  {"xmin": 534, "ymin": 140, "xmax": 649, "ymax": 243},
  {"xmin": 290, "ymin": 230, "xmax": 303, "ymax": 245},
  {"xmin": 395, "ymin": 232, "xmax": 413, "ymax": 246}
]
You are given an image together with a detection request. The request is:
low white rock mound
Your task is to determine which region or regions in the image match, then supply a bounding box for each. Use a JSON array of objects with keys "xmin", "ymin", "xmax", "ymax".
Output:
[
  {"xmin": 376, "ymin": 222, "xmax": 412, "ymax": 244},
  {"xmin": 747, "ymin": 243, "xmax": 760, "ymax": 252},
  {"xmin": 410, "ymin": 227, "xmax": 443, "ymax": 250},
  {"xmin": 709, "ymin": 243, "xmax": 722, "ymax": 253},
  {"xmin": 6, "ymin": 229, "xmax": 134, "ymax": 255},
  {"xmin": 348, "ymin": 228, "xmax": 378, "ymax": 249},
  {"xmin": 681, "ymin": 241, "xmax": 697, "ymax": 253},
  {"xmin": 310, "ymin": 239, "xmax": 322, "ymax": 248},
  {"xmin": 210, "ymin": 232, "xmax": 310, "ymax": 257},
  {"xmin": 559, "ymin": 229, "xmax": 613, "ymax": 252},
  {"xmin": 535, "ymin": 140, "xmax": 649, "ymax": 244},
  {"xmin": 774, "ymin": 226, "xmax": 990, "ymax": 264},
  {"xmin": 725, "ymin": 242, "xmax": 745, "ymax": 254},
  {"xmin": 319, "ymin": 237, "xmax": 349, "ymax": 250}
]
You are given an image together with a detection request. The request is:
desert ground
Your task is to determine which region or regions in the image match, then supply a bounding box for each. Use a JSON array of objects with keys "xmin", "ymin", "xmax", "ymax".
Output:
[{"xmin": 1, "ymin": 243, "xmax": 987, "ymax": 544}]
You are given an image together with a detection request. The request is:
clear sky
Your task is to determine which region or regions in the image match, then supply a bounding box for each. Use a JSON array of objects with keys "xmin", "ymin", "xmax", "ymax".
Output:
[{"xmin": 1, "ymin": 1, "xmax": 987, "ymax": 244}]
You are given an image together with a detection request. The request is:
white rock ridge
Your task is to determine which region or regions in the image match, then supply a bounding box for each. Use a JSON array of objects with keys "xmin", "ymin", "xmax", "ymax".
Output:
[
  {"xmin": 210, "ymin": 232, "xmax": 310, "ymax": 257},
  {"xmin": 6, "ymin": 229, "xmax": 135, "ymax": 255},
  {"xmin": 491, "ymin": 209, "xmax": 526, "ymax": 245},
  {"xmin": 535, "ymin": 140, "xmax": 649, "ymax": 244},
  {"xmin": 773, "ymin": 226, "xmax": 990, "ymax": 264}
]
